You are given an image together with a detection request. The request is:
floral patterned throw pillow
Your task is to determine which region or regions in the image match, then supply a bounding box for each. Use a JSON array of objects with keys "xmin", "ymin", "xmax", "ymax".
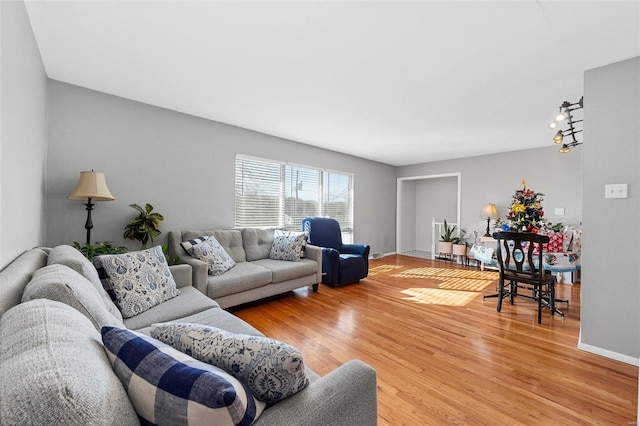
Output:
[
  {"xmin": 189, "ymin": 236, "xmax": 236, "ymax": 276},
  {"xmin": 150, "ymin": 322, "xmax": 309, "ymax": 404},
  {"xmin": 269, "ymin": 230, "xmax": 308, "ymax": 261},
  {"xmin": 93, "ymin": 246, "xmax": 180, "ymax": 318}
]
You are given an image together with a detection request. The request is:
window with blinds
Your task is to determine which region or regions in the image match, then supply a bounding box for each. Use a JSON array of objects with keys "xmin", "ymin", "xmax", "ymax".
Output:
[{"xmin": 235, "ymin": 155, "xmax": 354, "ymax": 243}]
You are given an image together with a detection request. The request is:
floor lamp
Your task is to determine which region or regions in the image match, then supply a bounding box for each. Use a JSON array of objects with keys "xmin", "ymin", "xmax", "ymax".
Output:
[
  {"xmin": 482, "ymin": 203, "xmax": 498, "ymax": 237},
  {"xmin": 69, "ymin": 171, "xmax": 115, "ymax": 245}
]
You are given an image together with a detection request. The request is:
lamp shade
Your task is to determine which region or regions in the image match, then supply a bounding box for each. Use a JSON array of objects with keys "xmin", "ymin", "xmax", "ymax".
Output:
[
  {"xmin": 68, "ymin": 171, "xmax": 115, "ymax": 201},
  {"xmin": 482, "ymin": 203, "xmax": 498, "ymax": 218}
]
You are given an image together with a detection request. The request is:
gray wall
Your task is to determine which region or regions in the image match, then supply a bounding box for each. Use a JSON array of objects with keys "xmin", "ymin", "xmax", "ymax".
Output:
[
  {"xmin": 46, "ymin": 81, "xmax": 397, "ymax": 254},
  {"xmin": 581, "ymin": 56, "xmax": 639, "ymax": 363},
  {"xmin": 399, "ymin": 180, "xmax": 417, "ymax": 254},
  {"xmin": 0, "ymin": 1, "xmax": 48, "ymax": 269},
  {"xmin": 397, "ymin": 146, "xmax": 583, "ymax": 242},
  {"xmin": 415, "ymin": 176, "xmax": 458, "ymax": 252}
]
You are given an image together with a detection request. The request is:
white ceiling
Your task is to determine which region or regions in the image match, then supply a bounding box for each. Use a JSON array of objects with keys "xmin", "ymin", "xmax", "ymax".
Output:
[{"xmin": 25, "ymin": 1, "xmax": 640, "ymax": 166}]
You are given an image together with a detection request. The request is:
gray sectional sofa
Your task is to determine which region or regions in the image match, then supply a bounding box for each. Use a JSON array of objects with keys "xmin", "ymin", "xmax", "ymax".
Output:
[
  {"xmin": 0, "ymin": 245, "xmax": 377, "ymax": 425},
  {"xmin": 167, "ymin": 228, "xmax": 322, "ymax": 308}
]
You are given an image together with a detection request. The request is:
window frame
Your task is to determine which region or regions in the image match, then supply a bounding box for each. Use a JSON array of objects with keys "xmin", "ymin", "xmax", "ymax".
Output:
[{"xmin": 235, "ymin": 154, "xmax": 354, "ymax": 243}]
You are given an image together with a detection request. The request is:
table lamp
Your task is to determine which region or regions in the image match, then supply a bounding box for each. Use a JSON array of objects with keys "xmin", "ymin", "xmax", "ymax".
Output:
[
  {"xmin": 482, "ymin": 203, "xmax": 498, "ymax": 237},
  {"xmin": 69, "ymin": 170, "xmax": 115, "ymax": 245}
]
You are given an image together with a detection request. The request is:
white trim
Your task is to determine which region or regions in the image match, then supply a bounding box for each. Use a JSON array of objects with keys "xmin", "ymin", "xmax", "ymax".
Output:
[
  {"xmin": 396, "ymin": 172, "xmax": 462, "ymax": 255},
  {"xmin": 577, "ymin": 341, "xmax": 639, "ymax": 366},
  {"xmin": 369, "ymin": 251, "xmax": 398, "ymax": 260}
]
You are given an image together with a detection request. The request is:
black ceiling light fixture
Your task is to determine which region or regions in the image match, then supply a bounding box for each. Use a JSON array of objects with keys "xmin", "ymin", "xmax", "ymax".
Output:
[{"xmin": 548, "ymin": 96, "xmax": 583, "ymax": 153}]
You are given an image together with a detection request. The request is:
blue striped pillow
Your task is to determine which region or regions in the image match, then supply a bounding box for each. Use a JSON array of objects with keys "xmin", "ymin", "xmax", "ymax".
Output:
[
  {"xmin": 101, "ymin": 327, "xmax": 265, "ymax": 426},
  {"xmin": 180, "ymin": 236, "xmax": 209, "ymax": 256}
]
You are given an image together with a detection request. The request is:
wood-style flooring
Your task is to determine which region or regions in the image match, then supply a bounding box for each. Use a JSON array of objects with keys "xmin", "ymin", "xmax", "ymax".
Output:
[{"xmin": 230, "ymin": 255, "xmax": 638, "ymax": 425}]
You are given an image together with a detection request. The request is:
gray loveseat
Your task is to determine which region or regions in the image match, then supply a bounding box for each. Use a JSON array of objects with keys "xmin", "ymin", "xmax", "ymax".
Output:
[
  {"xmin": 167, "ymin": 228, "xmax": 322, "ymax": 308},
  {"xmin": 0, "ymin": 245, "xmax": 377, "ymax": 425}
]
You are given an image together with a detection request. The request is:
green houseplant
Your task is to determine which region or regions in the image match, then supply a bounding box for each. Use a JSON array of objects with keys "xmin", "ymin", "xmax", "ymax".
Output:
[
  {"xmin": 123, "ymin": 203, "xmax": 165, "ymax": 249},
  {"xmin": 72, "ymin": 241, "xmax": 128, "ymax": 261},
  {"xmin": 437, "ymin": 219, "xmax": 459, "ymax": 257},
  {"xmin": 452, "ymin": 229, "xmax": 468, "ymax": 257}
]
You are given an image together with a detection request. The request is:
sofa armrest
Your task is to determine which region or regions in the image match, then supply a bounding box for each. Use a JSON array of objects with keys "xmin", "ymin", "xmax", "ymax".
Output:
[
  {"xmin": 168, "ymin": 264, "xmax": 192, "ymax": 289},
  {"xmin": 254, "ymin": 359, "xmax": 377, "ymax": 426},
  {"xmin": 175, "ymin": 257, "xmax": 208, "ymax": 294},
  {"xmin": 340, "ymin": 243, "xmax": 370, "ymax": 258},
  {"xmin": 167, "ymin": 230, "xmax": 209, "ymax": 294},
  {"xmin": 340, "ymin": 244, "xmax": 371, "ymax": 276},
  {"xmin": 304, "ymin": 244, "xmax": 323, "ymax": 284}
]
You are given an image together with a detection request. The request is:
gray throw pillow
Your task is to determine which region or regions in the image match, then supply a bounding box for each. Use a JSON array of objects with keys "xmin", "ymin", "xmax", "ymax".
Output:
[
  {"xmin": 150, "ymin": 322, "xmax": 309, "ymax": 404},
  {"xmin": 47, "ymin": 244, "xmax": 124, "ymax": 323},
  {"xmin": 0, "ymin": 300, "xmax": 139, "ymax": 425},
  {"xmin": 22, "ymin": 264, "xmax": 124, "ymax": 330}
]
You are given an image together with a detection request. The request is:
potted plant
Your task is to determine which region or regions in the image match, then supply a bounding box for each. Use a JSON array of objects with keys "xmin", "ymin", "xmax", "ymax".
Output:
[
  {"xmin": 438, "ymin": 219, "xmax": 457, "ymax": 257},
  {"xmin": 72, "ymin": 241, "xmax": 128, "ymax": 261},
  {"xmin": 452, "ymin": 231, "xmax": 468, "ymax": 257},
  {"xmin": 123, "ymin": 203, "xmax": 165, "ymax": 249}
]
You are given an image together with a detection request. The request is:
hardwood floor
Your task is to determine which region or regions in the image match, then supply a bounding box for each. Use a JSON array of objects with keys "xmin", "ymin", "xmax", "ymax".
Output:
[{"xmin": 230, "ymin": 255, "xmax": 638, "ymax": 425}]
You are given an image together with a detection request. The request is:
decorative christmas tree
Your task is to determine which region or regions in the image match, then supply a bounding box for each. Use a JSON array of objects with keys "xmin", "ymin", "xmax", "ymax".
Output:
[{"xmin": 504, "ymin": 179, "xmax": 545, "ymax": 232}]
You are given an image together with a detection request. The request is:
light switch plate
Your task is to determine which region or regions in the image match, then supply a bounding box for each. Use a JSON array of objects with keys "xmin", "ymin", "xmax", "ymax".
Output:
[
  {"xmin": 605, "ymin": 183, "xmax": 628, "ymax": 199},
  {"xmin": 554, "ymin": 208, "xmax": 565, "ymax": 215}
]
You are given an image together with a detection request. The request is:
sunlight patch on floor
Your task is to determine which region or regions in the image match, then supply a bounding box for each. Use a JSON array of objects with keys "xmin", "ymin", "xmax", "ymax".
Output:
[
  {"xmin": 437, "ymin": 278, "xmax": 493, "ymax": 292},
  {"xmin": 368, "ymin": 264, "xmax": 404, "ymax": 275},
  {"xmin": 392, "ymin": 267, "xmax": 497, "ymax": 280},
  {"xmin": 386, "ymin": 265, "xmax": 498, "ymax": 306},
  {"xmin": 401, "ymin": 288, "xmax": 479, "ymax": 306}
]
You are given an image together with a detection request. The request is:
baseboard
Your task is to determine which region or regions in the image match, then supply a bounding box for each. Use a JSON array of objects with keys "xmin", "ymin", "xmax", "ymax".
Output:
[
  {"xmin": 369, "ymin": 251, "xmax": 397, "ymax": 259},
  {"xmin": 577, "ymin": 341, "xmax": 639, "ymax": 366}
]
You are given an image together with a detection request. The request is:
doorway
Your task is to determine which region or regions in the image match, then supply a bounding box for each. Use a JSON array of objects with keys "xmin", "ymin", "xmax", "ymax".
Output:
[{"xmin": 396, "ymin": 173, "xmax": 461, "ymax": 258}]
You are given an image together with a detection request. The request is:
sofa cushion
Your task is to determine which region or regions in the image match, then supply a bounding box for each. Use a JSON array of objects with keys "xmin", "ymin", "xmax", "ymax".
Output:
[
  {"xmin": 242, "ymin": 228, "xmax": 276, "ymax": 261},
  {"xmin": 191, "ymin": 236, "xmax": 237, "ymax": 276},
  {"xmin": 22, "ymin": 264, "xmax": 124, "ymax": 330},
  {"xmin": 123, "ymin": 286, "xmax": 219, "ymax": 331},
  {"xmin": 135, "ymin": 307, "xmax": 265, "ymax": 337},
  {"xmin": 214, "ymin": 230, "xmax": 247, "ymax": 263},
  {"xmin": 102, "ymin": 326, "xmax": 265, "ymax": 426},
  {"xmin": 269, "ymin": 230, "xmax": 308, "ymax": 261},
  {"xmin": 151, "ymin": 322, "xmax": 309, "ymax": 404},
  {"xmin": 0, "ymin": 300, "xmax": 139, "ymax": 426},
  {"xmin": 252, "ymin": 258, "xmax": 318, "ymax": 284},
  {"xmin": 182, "ymin": 230, "xmax": 248, "ymax": 263},
  {"xmin": 0, "ymin": 248, "xmax": 48, "ymax": 317},
  {"xmin": 47, "ymin": 244, "xmax": 124, "ymax": 323},
  {"xmin": 180, "ymin": 235, "xmax": 209, "ymax": 256},
  {"xmin": 93, "ymin": 246, "xmax": 181, "ymax": 318},
  {"xmin": 205, "ymin": 262, "xmax": 272, "ymax": 300}
]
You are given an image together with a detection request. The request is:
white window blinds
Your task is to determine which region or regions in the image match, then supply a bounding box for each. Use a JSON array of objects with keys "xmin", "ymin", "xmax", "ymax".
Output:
[
  {"xmin": 284, "ymin": 165, "xmax": 320, "ymax": 231},
  {"xmin": 235, "ymin": 157, "xmax": 283, "ymax": 228},
  {"xmin": 235, "ymin": 155, "xmax": 354, "ymax": 242}
]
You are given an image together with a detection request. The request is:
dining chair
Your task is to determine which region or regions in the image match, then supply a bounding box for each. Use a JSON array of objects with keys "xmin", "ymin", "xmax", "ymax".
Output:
[{"xmin": 492, "ymin": 231, "xmax": 561, "ymax": 324}]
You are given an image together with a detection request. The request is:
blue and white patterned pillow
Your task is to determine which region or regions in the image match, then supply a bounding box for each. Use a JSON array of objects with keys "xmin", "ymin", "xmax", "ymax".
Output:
[
  {"xmin": 180, "ymin": 236, "xmax": 209, "ymax": 256},
  {"xmin": 269, "ymin": 230, "xmax": 308, "ymax": 262},
  {"xmin": 101, "ymin": 326, "xmax": 265, "ymax": 426},
  {"xmin": 150, "ymin": 322, "xmax": 310, "ymax": 404},
  {"xmin": 93, "ymin": 246, "xmax": 180, "ymax": 318},
  {"xmin": 190, "ymin": 236, "xmax": 236, "ymax": 276}
]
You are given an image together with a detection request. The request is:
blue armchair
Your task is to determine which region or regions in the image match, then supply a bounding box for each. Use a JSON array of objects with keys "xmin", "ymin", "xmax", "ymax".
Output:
[{"xmin": 302, "ymin": 217, "xmax": 370, "ymax": 287}]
